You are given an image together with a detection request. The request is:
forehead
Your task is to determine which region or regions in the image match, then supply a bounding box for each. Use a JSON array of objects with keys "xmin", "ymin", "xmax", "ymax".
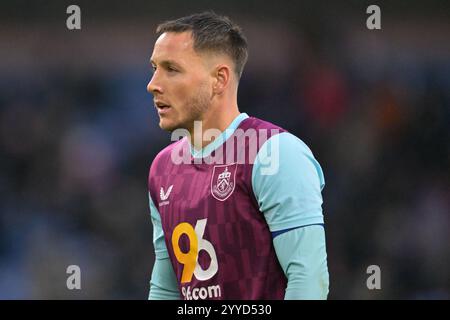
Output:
[{"xmin": 151, "ymin": 31, "xmax": 196, "ymax": 62}]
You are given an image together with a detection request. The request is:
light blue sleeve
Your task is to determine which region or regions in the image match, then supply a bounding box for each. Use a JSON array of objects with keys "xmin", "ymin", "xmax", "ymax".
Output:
[
  {"xmin": 252, "ymin": 132, "xmax": 325, "ymax": 231},
  {"xmin": 252, "ymin": 132, "xmax": 329, "ymax": 299},
  {"xmin": 148, "ymin": 194, "xmax": 180, "ymax": 300},
  {"xmin": 149, "ymin": 258, "xmax": 180, "ymax": 300},
  {"xmin": 149, "ymin": 193, "xmax": 170, "ymax": 259},
  {"xmin": 273, "ymin": 225, "xmax": 329, "ymax": 299}
]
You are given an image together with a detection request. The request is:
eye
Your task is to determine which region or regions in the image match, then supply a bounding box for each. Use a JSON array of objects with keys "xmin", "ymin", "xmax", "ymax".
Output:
[{"xmin": 167, "ymin": 66, "xmax": 178, "ymax": 73}]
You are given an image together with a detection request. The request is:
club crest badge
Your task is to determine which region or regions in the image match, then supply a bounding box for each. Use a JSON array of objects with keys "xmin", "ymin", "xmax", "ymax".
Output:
[{"xmin": 211, "ymin": 163, "xmax": 237, "ymax": 201}]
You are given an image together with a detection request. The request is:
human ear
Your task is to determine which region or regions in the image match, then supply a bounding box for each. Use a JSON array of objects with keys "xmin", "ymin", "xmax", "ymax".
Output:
[{"xmin": 212, "ymin": 64, "xmax": 230, "ymax": 95}]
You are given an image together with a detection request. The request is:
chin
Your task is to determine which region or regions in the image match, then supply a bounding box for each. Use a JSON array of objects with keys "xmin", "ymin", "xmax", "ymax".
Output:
[{"xmin": 159, "ymin": 119, "xmax": 180, "ymax": 132}]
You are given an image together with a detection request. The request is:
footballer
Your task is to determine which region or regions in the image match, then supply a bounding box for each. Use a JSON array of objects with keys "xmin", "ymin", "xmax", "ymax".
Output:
[{"xmin": 146, "ymin": 11, "xmax": 329, "ymax": 300}]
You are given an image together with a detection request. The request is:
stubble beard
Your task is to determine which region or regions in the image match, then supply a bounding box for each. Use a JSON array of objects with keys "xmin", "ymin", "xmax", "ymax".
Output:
[{"xmin": 163, "ymin": 84, "xmax": 211, "ymax": 133}]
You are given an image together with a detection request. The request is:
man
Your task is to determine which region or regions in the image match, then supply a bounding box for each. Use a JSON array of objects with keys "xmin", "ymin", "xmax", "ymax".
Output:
[{"xmin": 147, "ymin": 11, "xmax": 329, "ymax": 300}]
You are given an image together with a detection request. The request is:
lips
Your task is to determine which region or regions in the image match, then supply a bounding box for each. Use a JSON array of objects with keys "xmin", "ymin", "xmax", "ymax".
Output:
[{"xmin": 154, "ymin": 100, "xmax": 171, "ymax": 114}]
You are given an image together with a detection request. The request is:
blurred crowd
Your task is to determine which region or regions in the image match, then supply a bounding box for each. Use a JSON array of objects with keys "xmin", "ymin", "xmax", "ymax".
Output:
[{"xmin": 0, "ymin": 10, "xmax": 449, "ymax": 299}]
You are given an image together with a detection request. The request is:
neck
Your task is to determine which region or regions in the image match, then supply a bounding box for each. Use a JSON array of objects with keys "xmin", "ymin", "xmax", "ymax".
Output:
[{"xmin": 189, "ymin": 101, "xmax": 240, "ymax": 150}]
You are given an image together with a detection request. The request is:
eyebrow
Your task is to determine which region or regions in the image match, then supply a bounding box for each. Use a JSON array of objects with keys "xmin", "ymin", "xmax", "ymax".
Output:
[{"xmin": 150, "ymin": 59, "xmax": 182, "ymax": 69}]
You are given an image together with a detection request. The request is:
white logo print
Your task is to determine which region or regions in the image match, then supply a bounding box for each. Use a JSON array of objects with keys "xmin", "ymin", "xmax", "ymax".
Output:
[
  {"xmin": 211, "ymin": 164, "xmax": 237, "ymax": 201},
  {"xmin": 159, "ymin": 185, "xmax": 173, "ymax": 206},
  {"xmin": 160, "ymin": 185, "xmax": 173, "ymax": 200}
]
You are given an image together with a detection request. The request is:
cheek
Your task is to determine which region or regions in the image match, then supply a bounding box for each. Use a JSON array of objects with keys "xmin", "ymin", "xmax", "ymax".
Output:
[
  {"xmin": 169, "ymin": 78, "xmax": 190, "ymax": 102},
  {"xmin": 172, "ymin": 78, "xmax": 205, "ymax": 106},
  {"xmin": 168, "ymin": 70, "xmax": 211, "ymax": 106}
]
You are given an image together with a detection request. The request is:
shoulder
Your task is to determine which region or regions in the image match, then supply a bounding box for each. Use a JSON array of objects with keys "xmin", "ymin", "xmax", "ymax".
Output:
[
  {"xmin": 241, "ymin": 116, "xmax": 313, "ymax": 150},
  {"xmin": 253, "ymin": 131, "xmax": 325, "ymax": 190},
  {"xmin": 251, "ymin": 130, "xmax": 326, "ymax": 231},
  {"xmin": 152, "ymin": 137, "xmax": 186, "ymax": 166},
  {"xmin": 254, "ymin": 130, "xmax": 317, "ymax": 167},
  {"xmin": 240, "ymin": 116, "xmax": 287, "ymax": 133},
  {"xmin": 276, "ymin": 132, "xmax": 315, "ymax": 156},
  {"xmin": 148, "ymin": 137, "xmax": 187, "ymax": 183}
]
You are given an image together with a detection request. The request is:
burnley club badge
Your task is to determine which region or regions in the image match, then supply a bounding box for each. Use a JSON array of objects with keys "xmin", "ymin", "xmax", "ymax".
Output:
[{"xmin": 211, "ymin": 163, "xmax": 237, "ymax": 201}]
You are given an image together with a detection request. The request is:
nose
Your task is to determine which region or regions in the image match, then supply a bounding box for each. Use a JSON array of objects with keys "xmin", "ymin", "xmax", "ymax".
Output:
[{"xmin": 147, "ymin": 72, "xmax": 163, "ymax": 95}]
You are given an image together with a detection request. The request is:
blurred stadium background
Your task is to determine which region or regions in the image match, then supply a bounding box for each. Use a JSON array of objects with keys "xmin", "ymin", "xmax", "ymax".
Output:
[{"xmin": 0, "ymin": 0, "xmax": 449, "ymax": 299}]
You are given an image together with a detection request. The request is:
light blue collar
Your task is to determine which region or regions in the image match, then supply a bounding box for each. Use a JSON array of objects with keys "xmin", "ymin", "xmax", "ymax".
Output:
[{"xmin": 190, "ymin": 113, "xmax": 249, "ymax": 158}]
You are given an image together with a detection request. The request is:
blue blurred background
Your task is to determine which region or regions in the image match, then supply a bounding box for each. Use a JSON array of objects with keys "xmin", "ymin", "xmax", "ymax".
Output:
[{"xmin": 0, "ymin": 0, "xmax": 449, "ymax": 299}]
